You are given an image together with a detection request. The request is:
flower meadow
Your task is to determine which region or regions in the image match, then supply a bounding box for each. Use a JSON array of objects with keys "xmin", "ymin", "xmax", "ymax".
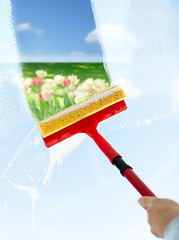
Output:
[{"xmin": 24, "ymin": 69, "xmax": 109, "ymax": 121}]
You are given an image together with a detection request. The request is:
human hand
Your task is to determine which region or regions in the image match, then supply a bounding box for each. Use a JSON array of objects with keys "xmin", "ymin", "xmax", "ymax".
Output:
[{"xmin": 138, "ymin": 197, "xmax": 179, "ymax": 238}]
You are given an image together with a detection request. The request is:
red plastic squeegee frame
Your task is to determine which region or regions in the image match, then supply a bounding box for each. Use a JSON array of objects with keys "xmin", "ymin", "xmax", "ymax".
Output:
[
  {"xmin": 43, "ymin": 100, "xmax": 127, "ymax": 149},
  {"xmin": 43, "ymin": 100, "xmax": 155, "ymax": 197}
]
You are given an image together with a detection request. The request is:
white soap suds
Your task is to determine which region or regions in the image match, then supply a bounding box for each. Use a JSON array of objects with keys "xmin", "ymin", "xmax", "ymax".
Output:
[
  {"xmin": 145, "ymin": 119, "xmax": 152, "ymax": 125},
  {"xmin": 116, "ymin": 78, "xmax": 142, "ymax": 99},
  {"xmin": 0, "ymin": 128, "xmax": 36, "ymax": 181},
  {"xmin": 91, "ymin": 0, "xmax": 179, "ymax": 127},
  {"xmin": 33, "ymin": 136, "xmax": 41, "ymax": 146},
  {"xmin": 26, "ymin": 175, "xmax": 34, "ymax": 181}
]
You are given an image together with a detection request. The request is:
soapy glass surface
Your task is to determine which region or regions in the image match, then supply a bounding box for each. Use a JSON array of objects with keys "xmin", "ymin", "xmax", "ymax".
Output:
[{"xmin": 91, "ymin": 0, "xmax": 179, "ymax": 128}]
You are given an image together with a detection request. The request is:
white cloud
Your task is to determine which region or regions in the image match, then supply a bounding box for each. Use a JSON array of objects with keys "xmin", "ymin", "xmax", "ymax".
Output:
[
  {"xmin": 16, "ymin": 23, "xmax": 32, "ymax": 32},
  {"xmin": 16, "ymin": 22, "xmax": 43, "ymax": 35},
  {"xmin": 35, "ymin": 29, "xmax": 43, "ymax": 35},
  {"xmin": 34, "ymin": 50, "xmax": 44, "ymax": 54},
  {"xmin": 70, "ymin": 51, "xmax": 85, "ymax": 57},
  {"xmin": 85, "ymin": 29, "xmax": 99, "ymax": 44},
  {"xmin": 116, "ymin": 78, "xmax": 142, "ymax": 99}
]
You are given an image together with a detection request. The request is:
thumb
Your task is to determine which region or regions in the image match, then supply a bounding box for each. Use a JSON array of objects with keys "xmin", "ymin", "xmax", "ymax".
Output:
[{"xmin": 138, "ymin": 197, "xmax": 156, "ymax": 210}]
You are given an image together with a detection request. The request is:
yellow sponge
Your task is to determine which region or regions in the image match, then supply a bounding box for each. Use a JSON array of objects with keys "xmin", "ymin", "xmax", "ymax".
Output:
[{"xmin": 38, "ymin": 85, "xmax": 126, "ymax": 138}]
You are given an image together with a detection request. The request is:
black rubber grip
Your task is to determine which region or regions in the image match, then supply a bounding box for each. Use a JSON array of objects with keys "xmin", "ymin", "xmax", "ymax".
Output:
[{"xmin": 113, "ymin": 156, "xmax": 133, "ymax": 176}]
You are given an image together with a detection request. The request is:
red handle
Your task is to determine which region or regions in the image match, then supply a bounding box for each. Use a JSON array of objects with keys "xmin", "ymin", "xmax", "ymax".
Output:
[
  {"xmin": 123, "ymin": 168, "xmax": 156, "ymax": 196},
  {"xmin": 85, "ymin": 125, "xmax": 155, "ymax": 197},
  {"xmin": 85, "ymin": 125, "xmax": 121, "ymax": 162}
]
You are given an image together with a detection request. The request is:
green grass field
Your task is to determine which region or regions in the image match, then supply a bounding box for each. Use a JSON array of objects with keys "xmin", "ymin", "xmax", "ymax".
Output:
[
  {"xmin": 21, "ymin": 62, "xmax": 110, "ymax": 83},
  {"xmin": 21, "ymin": 62, "xmax": 110, "ymax": 122}
]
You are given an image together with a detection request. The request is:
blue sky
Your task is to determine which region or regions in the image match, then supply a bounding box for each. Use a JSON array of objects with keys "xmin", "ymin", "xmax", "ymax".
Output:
[
  {"xmin": 11, "ymin": 0, "xmax": 102, "ymax": 62},
  {"xmin": 11, "ymin": 0, "xmax": 179, "ymax": 62}
]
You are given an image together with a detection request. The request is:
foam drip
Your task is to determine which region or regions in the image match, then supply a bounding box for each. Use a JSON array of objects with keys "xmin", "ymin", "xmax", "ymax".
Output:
[
  {"xmin": 8, "ymin": 180, "xmax": 39, "ymax": 240},
  {"xmin": 45, "ymin": 133, "xmax": 86, "ymax": 184}
]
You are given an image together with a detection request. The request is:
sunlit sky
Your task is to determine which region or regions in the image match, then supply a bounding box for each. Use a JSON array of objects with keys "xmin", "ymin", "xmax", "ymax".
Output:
[
  {"xmin": 11, "ymin": 0, "xmax": 179, "ymax": 62},
  {"xmin": 11, "ymin": 0, "xmax": 102, "ymax": 62}
]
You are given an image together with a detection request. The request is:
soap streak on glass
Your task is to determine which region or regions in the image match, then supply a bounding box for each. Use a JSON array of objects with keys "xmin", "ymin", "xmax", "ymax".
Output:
[{"xmin": 8, "ymin": 181, "xmax": 39, "ymax": 240}]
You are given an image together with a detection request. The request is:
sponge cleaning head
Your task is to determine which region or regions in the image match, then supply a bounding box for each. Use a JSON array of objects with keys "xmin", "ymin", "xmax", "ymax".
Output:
[{"xmin": 38, "ymin": 85, "xmax": 126, "ymax": 138}]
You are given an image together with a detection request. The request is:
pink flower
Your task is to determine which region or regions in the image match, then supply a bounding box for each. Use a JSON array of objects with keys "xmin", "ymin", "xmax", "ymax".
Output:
[
  {"xmin": 87, "ymin": 87, "xmax": 95, "ymax": 94},
  {"xmin": 39, "ymin": 90, "xmax": 53, "ymax": 101},
  {"xmin": 25, "ymin": 87, "xmax": 31, "ymax": 94},
  {"xmin": 32, "ymin": 77, "xmax": 43, "ymax": 87},
  {"xmin": 62, "ymin": 78, "xmax": 71, "ymax": 87}
]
